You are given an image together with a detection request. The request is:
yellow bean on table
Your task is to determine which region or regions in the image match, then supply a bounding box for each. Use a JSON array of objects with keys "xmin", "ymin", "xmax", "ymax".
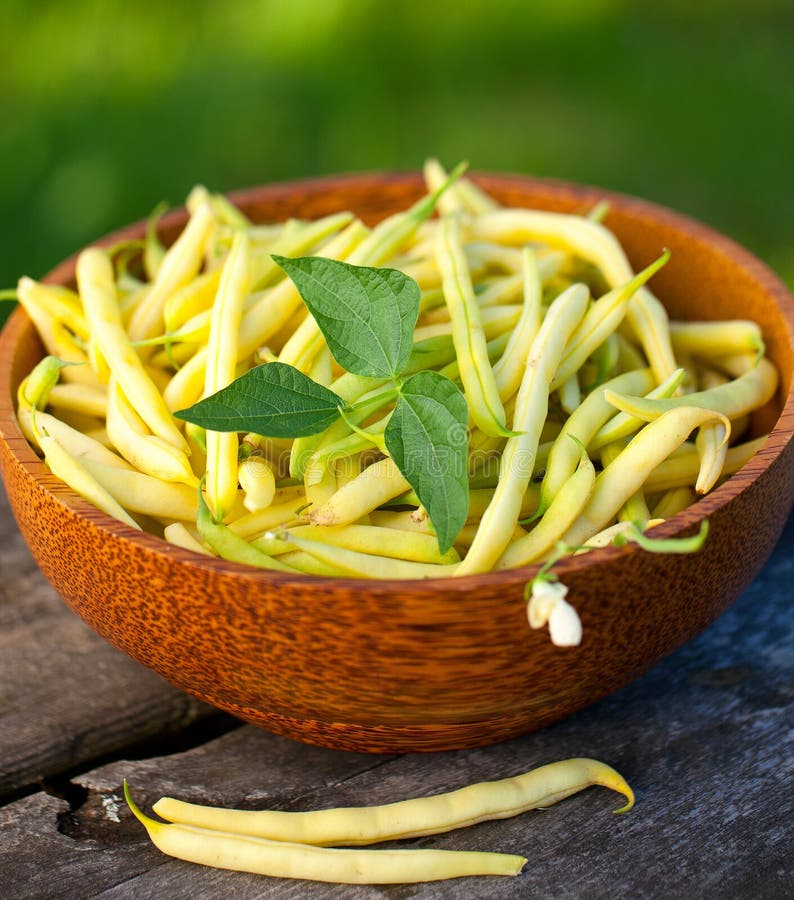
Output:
[{"xmin": 122, "ymin": 756, "xmax": 633, "ymax": 884}]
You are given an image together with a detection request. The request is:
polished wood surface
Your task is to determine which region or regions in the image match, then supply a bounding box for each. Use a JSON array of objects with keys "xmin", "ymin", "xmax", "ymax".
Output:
[{"xmin": 1, "ymin": 173, "xmax": 793, "ymax": 752}]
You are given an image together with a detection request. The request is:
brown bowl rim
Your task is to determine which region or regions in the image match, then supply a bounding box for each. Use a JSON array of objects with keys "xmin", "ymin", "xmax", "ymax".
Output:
[{"xmin": 2, "ymin": 169, "xmax": 793, "ymax": 594}]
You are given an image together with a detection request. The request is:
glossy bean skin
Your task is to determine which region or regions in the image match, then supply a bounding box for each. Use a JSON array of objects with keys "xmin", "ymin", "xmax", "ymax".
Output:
[
  {"xmin": 435, "ymin": 213, "xmax": 509, "ymax": 436},
  {"xmin": 129, "ymin": 811, "xmax": 526, "ymax": 884},
  {"xmin": 76, "ymin": 248, "xmax": 189, "ymax": 452},
  {"xmin": 563, "ymin": 406, "xmax": 731, "ymax": 546},
  {"xmin": 496, "ymin": 448, "xmax": 595, "ymax": 569},
  {"xmin": 538, "ymin": 368, "xmax": 655, "ymax": 516},
  {"xmin": 151, "ymin": 758, "xmax": 633, "ymax": 847},
  {"xmin": 128, "ymin": 200, "xmax": 216, "ymax": 344},
  {"xmin": 470, "ymin": 208, "xmax": 678, "ymax": 384},
  {"xmin": 309, "ymin": 457, "xmax": 410, "ymax": 527},
  {"xmin": 204, "ymin": 231, "xmax": 250, "ymax": 520},
  {"xmin": 603, "ymin": 357, "xmax": 778, "ymax": 423},
  {"xmin": 458, "ymin": 284, "xmax": 589, "ymax": 575}
]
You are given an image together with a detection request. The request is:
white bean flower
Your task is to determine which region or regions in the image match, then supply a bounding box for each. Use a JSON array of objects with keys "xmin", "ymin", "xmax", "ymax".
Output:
[{"xmin": 526, "ymin": 577, "xmax": 582, "ymax": 647}]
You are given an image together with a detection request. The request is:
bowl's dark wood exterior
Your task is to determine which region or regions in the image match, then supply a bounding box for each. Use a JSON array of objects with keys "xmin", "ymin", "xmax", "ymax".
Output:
[{"xmin": 1, "ymin": 173, "xmax": 793, "ymax": 752}]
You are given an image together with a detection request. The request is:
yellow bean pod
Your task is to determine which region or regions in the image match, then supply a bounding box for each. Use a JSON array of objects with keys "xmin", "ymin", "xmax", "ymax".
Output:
[
  {"xmin": 289, "ymin": 524, "xmax": 460, "ymax": 565},
  {"xmin": 31, "ymin": 415, "xmax": 140, "ymax": 530},
  {"xmin": 670, "ymin": 319, "xmax": 764, "ymax": 360},
  {"xmin": 470, "ymin": 208, "xmax": 678, "ymax": 383},
  {"xmin": 203, "ymin": 230, "xmax": 250, "ymax": 520},
  {"xmin": 76, "ymin": 247, "xmax": 189, "ymax": 452},
  {"xmin": 106, "ymin": 378, "xmax": 197, "ymax": 486},
  {"xmin": 127, "ymin": 784, "xmax": 525, "ymax": 884},
  {"xmin": 127, "ymin": 200, "xmax": 216, "ymax": 343},
  {"xmin": 496, "ymin": 448, "xmax": 595, "ymax": 569},
  {"xmin": 603, "ymin": 357, "xmax": 778, "ymax": 424},
  {"xmin": 458, "ymin": 283, "xmax": 589, "ymax": 575},
  {"xmin": 309, "ymin": 458, "xmax": 410, "ymax": 527},
  {"xmin": 492, "ymin": 247, "xmax": 542, "ymax": 402},
  {"xmin": 152, "ymin": 757, "xmax": 632, "ymax": 847},
  {"xmin": 563, "ymin": 406, "xmax": 731, "ymax": 546}
]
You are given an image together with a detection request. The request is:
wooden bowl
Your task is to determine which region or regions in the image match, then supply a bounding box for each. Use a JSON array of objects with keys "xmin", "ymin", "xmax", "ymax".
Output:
[{"xmin": 1, "ymin": 173, "xmax": 793, "ymax": 753}]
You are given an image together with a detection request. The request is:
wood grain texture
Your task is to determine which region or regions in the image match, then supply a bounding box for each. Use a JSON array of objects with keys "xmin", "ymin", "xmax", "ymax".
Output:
[
  {"xmin": 1, "ymin": 511, "xmax": 791, "ymax": 898},
  {"xmin": 0, "ymin": 483, "xmax": 218, "ymax": 798},
  {"xmin": 1, "ymin": 173, "xmax": 793, "ymax": 753}
]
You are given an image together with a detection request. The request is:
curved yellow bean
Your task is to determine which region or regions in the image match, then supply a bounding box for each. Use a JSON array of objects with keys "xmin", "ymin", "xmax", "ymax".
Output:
[
  {"xmin": 152, "ymin": 757, "xmax": 632, "ymax": 847},
  {"xmin": 650, "ymin": 486, "xmax": 697, "ymax": 519},
  {"xmin": 44, "ymin": 383, "xmax": 107, "ymax": 418},
  {"xmin": 162, "ymin": 347, "xmax": 209, "ymax": 412},
  {"xmin": 309, "ymin": 457, "xmax": 410, "ymax": 527},
  {"xmin": 435, "ymin": 214, "xmax": 509, "ymax": 435},
  {"xmin": 670, "ymin": 319, "xmax": 764, "ymax": 360},
  {"xmin": 304, "ymin": 459, "xmax": 338, "ymax": 509},
  {"xmin": 643, "ymin": 435, "xmax": 767, "ymax": 493},
  {"xmin": 273, "ymin": 531, "xmax": 458, "ymax": 579},
  {"xmin": 17, "ymin": 404, "xmax": 131, "ymax": 471},
  {"xmin": 458, "ymin": 283, "xmax": 589, "ymax": 574},
  {"xmin": 79, "ymin": 458, "xmax": 198, "ymax": 521},
  {"xmin": 536, "ymin": 367, "xmax": 655, "ymax": 516},
  {"xmin": 143, "ymin": 201, "xmax": 168, "ymax": 281},
  {"xmin": 238, "ymin": 454, "xmax": 276, "ymax": 512},
  {"xmin": 589, "ymin": 366, "xmax": 687, "ymax": 451},
  {"xmin": 16, "ymin": 281, "xmax": 95, "ymax": 384},
  {"xmin": 163, "ymin": 522, "xmax": 213, "ymax": 556},
  {"xmin": 16, "ymin": 277, "xmax": 89, "ymax": 340},
  {"xmin": 557, "ymin": 373, "xmax": 581, "ymax": 415},
  {"xmin": 127, "ymin": 784, "xmax": 525, "ymax": 884},
  {"xmin": 603, "ymin": 357, "xmax": 778, "ymax": 423},
  {"xmin": 106, "ymin": 378, "xmax": 197, "ymax": 486},
  {"xmin": 470, "ymin": 208, "xmax": 677, "ymax": 383},
  {"xmin": 127, "ymin": 200, "xmax": 216, "ymax": 343},
  {"xmin": 562, "ymin": 406, "xmax": 731, "ymax": 546},
  {"xmin": 549, "ymin": 250, "xmax": 670, "ymax": 391},
  {"xmin": 76, "ymin": 247, "xmax": 189, "ymax": 452},
  {"xmin": 492, "ymin": 247, "xmax": 542, "ymax": 402},
  {"xmin": 600, "ymin": 440, "xmax": 651, "ymax": 524},
  {"xmin": 204, "ymin": 230, "xmax": 250, "ymax": 520},
  {"xmin": 196, "ymin": 488, "xmax": 298, "ymax": 573},
  {"xmin": 496, "ymin": 448, "xmax": 595, "ymax": 569},
  {"xmin": 427, "ymin": 161, "xmax": 501, "ymax": 218},
  {"xmin": 577, "ymin": 518, "xmax": 665, "ymax": 550},
  {"xmin": 423, "ymin": 157, "xmax": 466, "ymax": 215},
  {"xmin": 228, "ymin": 502, "xmax": 307, "ymax": 540},
  {"xmin": 163, "ymin": 269, "xmax": 223, "ymax": 333},
  {"xmin": 278, "ymin": 312, "xmax": 326, "ymax": 372},
  {"xmin": 30, "ymin": 414, "xmax": 140, "ymax": 530},
  {"xmin": 289, "ymin": 524, "xmax": 460, "ymax": 565},
  {"xmin": 414, "ymin": 303, "xmax": 522, "ymax": 344},
  {"xmin": 248, "ymin": 210, "xmax": 355, "ymax": 289}
]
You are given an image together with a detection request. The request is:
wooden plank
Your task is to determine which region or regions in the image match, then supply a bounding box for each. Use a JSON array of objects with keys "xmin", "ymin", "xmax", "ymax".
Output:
[
  {"xmin": 2, "ymin": 512, "xmax": 791, "ymax": 898},
  {"xmin": 0, "ymin": 484, "xmax": 220, "ymax": 798},
  {"xmin": 0, "ymin": 729, "xmax": 391, "ymax": 899}
]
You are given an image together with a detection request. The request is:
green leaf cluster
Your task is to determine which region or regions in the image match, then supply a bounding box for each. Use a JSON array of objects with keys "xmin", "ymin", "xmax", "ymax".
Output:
[{"xmin": 176, "ymin": 256, "xmax": 470, "ymax": 552}]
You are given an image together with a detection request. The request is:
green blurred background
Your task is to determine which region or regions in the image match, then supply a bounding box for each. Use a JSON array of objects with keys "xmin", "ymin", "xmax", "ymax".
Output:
[{"xmin": 1, "ymin": 0, "xmax": 792, "ymax": 316}]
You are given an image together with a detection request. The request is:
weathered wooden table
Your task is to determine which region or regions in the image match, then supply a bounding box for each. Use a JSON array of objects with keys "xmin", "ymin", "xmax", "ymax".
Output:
[{"xmin": 1, "ymin": 480, "xmax": 791, "ymax": 899}]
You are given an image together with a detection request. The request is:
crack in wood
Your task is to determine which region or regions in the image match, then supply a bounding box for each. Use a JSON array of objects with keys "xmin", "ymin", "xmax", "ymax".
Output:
[
  {"xmin": 1, "ymin": 712, "xmax": 242, "ymax": 811},
  {"xmin": 42, "ymin": 777, "xmax": 90, "ymax": 838}
]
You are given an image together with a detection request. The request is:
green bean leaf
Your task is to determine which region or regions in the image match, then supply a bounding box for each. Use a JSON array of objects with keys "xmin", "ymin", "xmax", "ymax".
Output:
[
  {"xmin": 385, "ymin": 371, "xmax": 469, "ymax": 554},
  {"xmin": 175, "ymin": 362, "xmax": 344, "ymax": 438},
  {"xmin": 272, "ymin": 255, "xmax": 420, "ymax": 378}
]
